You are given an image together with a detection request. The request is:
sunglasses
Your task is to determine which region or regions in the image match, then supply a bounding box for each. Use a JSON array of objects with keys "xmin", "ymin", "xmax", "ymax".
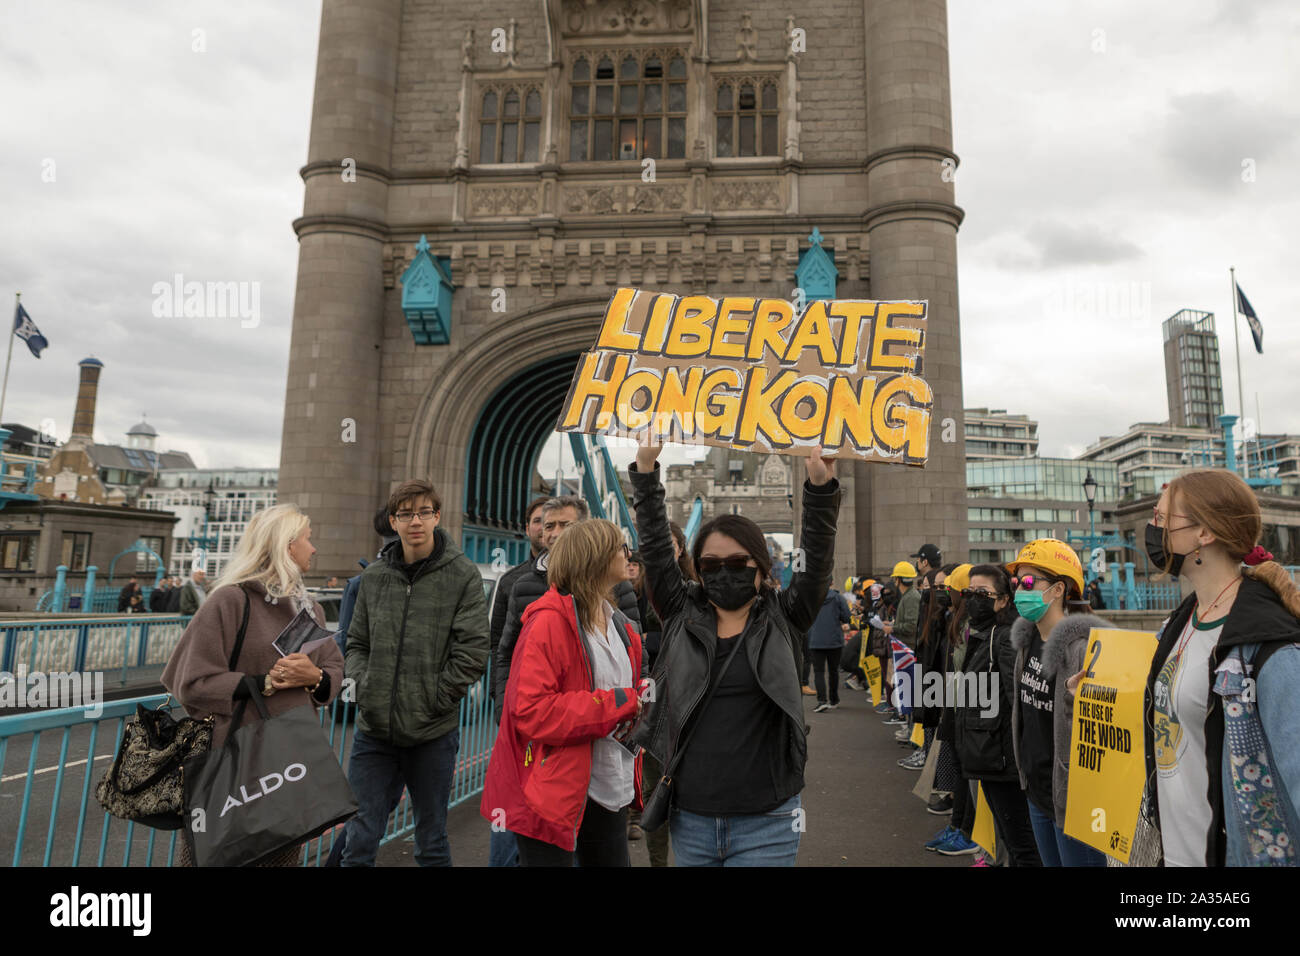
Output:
[
  {"xmin": 697, "ymin": 555, "xmax": 756, "ymax": 574},
  {"xmin": 1013, "ymin": 574, "xmax": 1058, "ymax": 592},
  {"xmin": 963, "ymin": 587, "xmax": 999, "ymax": 598}
]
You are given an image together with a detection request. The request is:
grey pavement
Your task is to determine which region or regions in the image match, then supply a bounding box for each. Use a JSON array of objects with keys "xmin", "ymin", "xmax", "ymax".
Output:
[{"xmin": 376, "ymin": 681, "xmax": 971, "ymax": 867}]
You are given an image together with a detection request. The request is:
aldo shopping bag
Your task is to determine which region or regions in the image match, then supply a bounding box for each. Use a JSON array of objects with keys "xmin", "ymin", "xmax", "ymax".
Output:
[{"xmin": 182, "ymin": 680, "xmax": 357, "ymax": 867}]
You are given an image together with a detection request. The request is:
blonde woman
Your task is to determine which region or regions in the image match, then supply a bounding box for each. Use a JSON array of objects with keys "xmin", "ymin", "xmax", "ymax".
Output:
[
  {"xmin": 480, "ymin": 519, "xmax": 645, "ymax": 867},
  {"xmin": 162, "ymin": 503, "xmax": 345, "ymax": 866}
]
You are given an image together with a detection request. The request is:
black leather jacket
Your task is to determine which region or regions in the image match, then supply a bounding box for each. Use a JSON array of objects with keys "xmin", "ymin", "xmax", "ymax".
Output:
[{"xmin": 627, "ymin": 461, "xmax": 841, "ymax": 799}]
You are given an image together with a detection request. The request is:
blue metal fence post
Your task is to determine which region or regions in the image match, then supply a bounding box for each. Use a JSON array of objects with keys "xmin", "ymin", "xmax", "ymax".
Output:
[
  {"xmin": 1124, "ymin": 562, "xmax": 1137, "ymax": 610},
  {"xmin": 84, "ymin": 566, "xmax": 97, "ymax": 609},
  {"xmin": 52, "ymin": 566, "xmax": 68, "ymax": 613}
]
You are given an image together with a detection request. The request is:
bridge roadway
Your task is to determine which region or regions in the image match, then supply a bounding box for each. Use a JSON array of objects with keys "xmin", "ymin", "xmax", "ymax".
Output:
[{"xmin": 375, "ymin": 683, "xmax": 971, "ymax": 867}]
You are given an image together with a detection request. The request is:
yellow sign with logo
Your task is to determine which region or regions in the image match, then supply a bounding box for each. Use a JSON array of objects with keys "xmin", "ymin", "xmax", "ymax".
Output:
[
  {"xmin": 973, "ymin": 784, "xmax": 996, "ymax": 858},
  {"xmin": 1062, "ymin": 628, "xmax": 1159, "ymax": 863},
  {"xmin": 863, "ymin": 652, "xmax": 883, "ymax": 707}
]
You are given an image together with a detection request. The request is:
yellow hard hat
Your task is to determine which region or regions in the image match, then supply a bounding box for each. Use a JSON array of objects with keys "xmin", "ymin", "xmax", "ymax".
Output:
[
  {"xmin": 1006, "ymin": 539, "xmax": 1084, "ymax": 594},
  {"xmin": 845, "ymin": 576, "xmax": 855, "ymax": 591},
  {"xmin": 863, "ymin": 578, "xmax": 877, "ymax": 588},
  {"xmin": 946, "ymin": 563, "xmax": 972, "ymax": 592},
  {"xmin": 890, "ymin": 561, "xmax": 917, "ymax": 578}
]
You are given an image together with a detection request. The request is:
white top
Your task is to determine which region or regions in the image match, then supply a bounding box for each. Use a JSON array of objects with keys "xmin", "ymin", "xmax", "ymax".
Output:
[
  {"xmin": 584, "ymin": 601, "xmax": 636, "ymax": 813},
  {"xmin": 1153, "ymin": 614, "xmax": 1223, "ymax": 867}
]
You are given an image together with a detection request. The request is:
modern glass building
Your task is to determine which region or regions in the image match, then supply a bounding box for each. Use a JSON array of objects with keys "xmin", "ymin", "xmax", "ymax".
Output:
[
  {"xmin": 141, "ymin": 468, "xmax": 279, "ymax": 578},
  {"xmin": 1078, "ymin": 421, "xmax": 1221, "ymax": 499},
  {"xmin": 1163, "ymin": 309, "xmax": 1224, "ymax": 430},
  {"xmin": 965, "ymin": 458, "xmax": 1121, "ymax": 566}
]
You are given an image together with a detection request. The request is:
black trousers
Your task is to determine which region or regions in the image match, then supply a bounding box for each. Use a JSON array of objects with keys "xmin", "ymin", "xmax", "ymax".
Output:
[
  {"xmin": 811, "ymin": 648, "xmax": 840, "ymax": 704},
  {"xmin": 977, "ymin": 779, "xmax": 1043, "ymax": 867},
  {"xmin": 953, "ymin": 778, "xmax": 976, "ymax": 836},
  {"xmin": 516, "ymin": 798, "xmax": 630, "ymax": 867},
  {"xmin": 800, "ymin": 631, "xmax": 811, "ymax": 685}
]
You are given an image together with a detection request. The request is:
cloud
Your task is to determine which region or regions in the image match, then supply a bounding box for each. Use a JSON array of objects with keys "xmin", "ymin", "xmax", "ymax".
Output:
[{"xmin": 1161, "ymin": 90, "xmax": 1299, "ymax": 193}]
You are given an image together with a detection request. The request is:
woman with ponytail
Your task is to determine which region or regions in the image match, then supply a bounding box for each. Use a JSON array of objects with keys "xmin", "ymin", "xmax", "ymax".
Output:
[{"xmin": 1142, "ymin": 469, "xmax": 1300, "ymax": 866}]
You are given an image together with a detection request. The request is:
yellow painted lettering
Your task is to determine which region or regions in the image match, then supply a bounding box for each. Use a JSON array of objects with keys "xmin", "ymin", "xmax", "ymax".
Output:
[
  {"xmin": 737, "ymin": 366, "xmax": 797, "ymax": 447},
  {"xmin": 653, "ymin": 366, "xmax": 704, "ymax": 440},
  {"xmin": 641, "ymin": 293, "xmax": 676, "ymax": 354},
  {"xmin": 870, "ymin": 373, "xmax": 932, "ymax": 461},
  {"xmin": 614, "ymin": 367, "xmax": 664, "ymax": 430},
  {"xmin": 695, "ymin": 368, "xmax": 743, "ymax": 438},
  {"xmin": 746, "ymin": 299, "xmax": 795, "ymax": 363},
  {"xmin": 823, "ymin": 374, "xmax": 876, "ymax": 450},
  {"xmin": 595, "ymin": 288, "xmax": 640, "ymax": 351},
  {"xmin": 778, "ymin": 379, "xmax": 829, "ymax": 441},
  {"xmin": 711, "ymin": 296, "xmax": 756, "ymax": 360},
  {"xmin": 560, "ymin": 352, "xmax": 632, "ymax": 431},
  {"xmin": 831, "ymin": 302, "xmax": 877, "ymax": 368},
  {"xmin": 664, "ymin": 295, "xmax": 717, "ymax": 358},
  {"xmin": 783, "ymin": 301, "xmax": 838, "ymax": 365},
  {"xmin": 867, "ymin": 303, "xmax": 924, "ymax": 372}
]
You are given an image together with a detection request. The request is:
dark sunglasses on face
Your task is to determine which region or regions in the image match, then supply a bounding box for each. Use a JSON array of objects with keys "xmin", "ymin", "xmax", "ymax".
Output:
[
  {"xmin": 697, "ymin": 554, "xmax": 755, "ymax": 574},
  {"xmin": 963, "ymin": 587, "xmax": 998, "ymax": 598}
]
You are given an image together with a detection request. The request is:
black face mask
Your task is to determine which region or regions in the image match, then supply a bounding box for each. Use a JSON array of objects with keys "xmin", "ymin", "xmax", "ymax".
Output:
[
  {"xmin": 701, "ymin": 566, "xmax": 759, "ymax": 611},
  {"xmin": 1145, "ymin": 523, "xmax": 1187, "ymax": 577},
  {"xmin": 919, "ymin": 590, "xmax": 932, "ymax": 608},
  {"xmin": 966, "ymin": 594, "xmax": 998, "ymax": 628},
  {"xmin": 932, "ymin": 590, "xmax": 951, "ymax": 611}
]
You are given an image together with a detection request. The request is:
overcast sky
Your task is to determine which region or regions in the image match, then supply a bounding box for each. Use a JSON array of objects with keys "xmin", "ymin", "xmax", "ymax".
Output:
[{"xmin": 2, "ymin": 0, "xmax": 1296, "ymax": 475}]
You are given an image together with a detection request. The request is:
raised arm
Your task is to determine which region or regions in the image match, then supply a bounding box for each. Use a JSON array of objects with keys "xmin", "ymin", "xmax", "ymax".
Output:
[
  {"xmin": 778, "ymin": 447, "xmax": 842, "ymax": 633},
  {"xmin": 628, "ymin": 444, "xmax": 688, "ymax": 623}
]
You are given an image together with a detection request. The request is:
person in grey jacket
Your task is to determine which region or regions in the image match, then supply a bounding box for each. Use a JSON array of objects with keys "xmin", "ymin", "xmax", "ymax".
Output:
[
  {"xmin": 1007, "ymin": 540, "xmax": 1110, "ymax": 867},
  {"xmin": 807, "ymin": 589, "xmax": 851, "ymax": 712}
]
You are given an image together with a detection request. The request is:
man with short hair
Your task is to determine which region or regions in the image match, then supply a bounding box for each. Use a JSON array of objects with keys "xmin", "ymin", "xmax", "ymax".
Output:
[
  {"xmin": 342, "ymin": 479, "xmax": 490, "ymax": 867},
  {"xmin": 148, "ymin": 577, "xmax": 170, "ymax": 613},
  {"xmin": 179, "ymin": 569, "xmax": 207, "ymax": 615},
  {"xmin": 911, "ymin": 543, "xmax": 942, "ymax": 578},
  {"xmin": 488, "ymin": 495, "xmax": 551, "ymax": 717}
]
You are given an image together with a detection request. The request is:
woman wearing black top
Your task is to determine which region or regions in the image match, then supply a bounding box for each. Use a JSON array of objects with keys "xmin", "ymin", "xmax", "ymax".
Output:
[{"xmin": 629, "ymin": 443, "xmax": 840, "ymax": 866}]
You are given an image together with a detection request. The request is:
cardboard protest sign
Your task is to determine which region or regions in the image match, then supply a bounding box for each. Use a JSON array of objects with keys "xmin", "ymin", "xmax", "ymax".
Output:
[
  {"xmin": 863, "ymin": 653, "xmax": 883, "ymax": 707},
  {"xmin": 973, "ymin": 784, "xmax": 997, "ymax": 858},
  {"xmin": 557, "ymin": 288, "xmax": 932, "ymax": 464},
  {"xmin": 1063, "ymin": 628, "xmax": 1159, "ymax": 863}
]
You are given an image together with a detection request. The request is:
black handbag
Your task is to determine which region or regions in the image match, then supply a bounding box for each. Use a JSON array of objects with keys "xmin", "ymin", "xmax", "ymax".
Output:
[
  {"xmin": 95, "ymin": 587, "xmax": 251, "ymax": 829},
  {"xmin": 181, "ymin": 677, "xmax": 358, "ymax": 867},
  {"xmin": 640, "ymin": 627, "xmax": 748, "ymax": 833}
]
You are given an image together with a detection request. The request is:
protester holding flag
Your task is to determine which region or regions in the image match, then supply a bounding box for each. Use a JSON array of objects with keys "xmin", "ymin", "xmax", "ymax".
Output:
[
  {"xmin": 1141, "ymin": 470, "xmax": 1300, "ymax": 866},
  {"xmin": 1008, "ymin": 540, "xmax": 1110, "ymax": 867},
  {"xmin": 628, "ymin": 442, "xmax": 840, "ymax": 867}
]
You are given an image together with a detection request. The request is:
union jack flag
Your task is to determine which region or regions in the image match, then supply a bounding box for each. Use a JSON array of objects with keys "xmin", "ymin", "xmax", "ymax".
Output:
[{"xmin": 890, "ymin": 637, "xmax": 916, "ymax": 714}]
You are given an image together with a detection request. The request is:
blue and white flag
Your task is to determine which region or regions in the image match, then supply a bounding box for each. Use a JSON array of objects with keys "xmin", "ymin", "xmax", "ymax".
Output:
[
  {"xmin": 13, "ymin": 303, "xmax": 48, "ymax": 358},
  {"xmin": 1236, "ymin": 282, "xmax": 1263, "ymax": 354}
]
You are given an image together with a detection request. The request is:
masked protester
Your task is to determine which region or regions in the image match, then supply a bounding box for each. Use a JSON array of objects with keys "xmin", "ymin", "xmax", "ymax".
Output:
[
  {"xmin": 628, "ymin": 443, "xmax": 840, "ymax": 867},
  {"xmin": 1141, "ymin": 470, "xmax": 1300, "ymax": 867},
  {"xmin": 1008, "ymin": 540, "xmax": 1110, "ymax": 867},
  {"xmin": 926, "ymin": 564, "xmax": 971, "ymax": 843}
]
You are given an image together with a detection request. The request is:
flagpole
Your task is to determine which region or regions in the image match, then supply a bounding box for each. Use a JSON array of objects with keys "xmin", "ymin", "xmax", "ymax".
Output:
[
  {"xmin": 0, "ymin": 293, "xmax": 18, "ymax": 425},
  {"xmin": 1229, "ymin": 267, "xmax": 1249, "ymax": 479}
]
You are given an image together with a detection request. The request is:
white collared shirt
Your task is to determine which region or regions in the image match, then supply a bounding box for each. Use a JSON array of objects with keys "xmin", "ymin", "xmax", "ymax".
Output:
[{"xmin": 585, "ymin": 601, "xmax": 636, "ymax": 812}]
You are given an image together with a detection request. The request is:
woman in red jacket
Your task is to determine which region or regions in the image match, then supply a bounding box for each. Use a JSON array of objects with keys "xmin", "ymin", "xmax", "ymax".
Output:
[{"xmin": 480, "ymin": 519, "xmax": 645, "ymax": 866}]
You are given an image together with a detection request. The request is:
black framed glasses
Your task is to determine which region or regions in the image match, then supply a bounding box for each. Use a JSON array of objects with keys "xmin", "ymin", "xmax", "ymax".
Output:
[
  {"xmin": 394, "ymin": 508, "xmax": 437, "ymax": 523},
  {"xmin": 621, "ymin": 543, "xmax": 631, "ymax": 560},
  {"xmin": 697, "ymin": 554, "xmax": 755, "ymax": 574}
]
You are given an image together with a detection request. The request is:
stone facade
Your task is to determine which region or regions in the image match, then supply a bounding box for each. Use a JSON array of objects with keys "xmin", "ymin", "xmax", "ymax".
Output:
[{"xmin": 280, "ymin": 0, "xmax": 968, "ymax": 581}]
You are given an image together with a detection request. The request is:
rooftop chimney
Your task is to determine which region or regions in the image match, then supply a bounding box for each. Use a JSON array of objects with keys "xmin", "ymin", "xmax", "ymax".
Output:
[{"xmin": 71, "ymin": 357, "xmax": 104, "ymax": 440}]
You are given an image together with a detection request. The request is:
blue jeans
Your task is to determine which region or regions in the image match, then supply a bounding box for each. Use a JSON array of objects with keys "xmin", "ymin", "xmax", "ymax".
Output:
[
  {"xmin": 669, "ymin": 795, "xmax": 802, "ymax": 866},
  {"xmin": 1027, "ymin": 800, "xmax": 1106, "ymax": 867},
  {"xmin": 489, "ymin": 828, "xmax": 519, "ymax": 867},
  {"xmin": 342, "ymin": 728, "xmax": 460, "ymax": 867}
]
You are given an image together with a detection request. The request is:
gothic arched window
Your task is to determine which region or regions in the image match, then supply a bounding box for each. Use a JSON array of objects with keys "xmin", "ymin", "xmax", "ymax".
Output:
[
  {"xmin": 715, "ymin": 78, "xmax": 780, "ymax": 157},
  {"xmin": 478, "ymin": 87, "xmax": 541, "ymax": 164},
  {"xmin": 569, "ymin": 51, "xmax": 687, "ymax": 161}
]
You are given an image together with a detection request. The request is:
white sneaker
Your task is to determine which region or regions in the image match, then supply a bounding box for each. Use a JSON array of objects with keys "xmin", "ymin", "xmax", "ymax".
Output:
[{"xmin": 814, "ymin": 702, "xmax": 831, "ymax": 713}]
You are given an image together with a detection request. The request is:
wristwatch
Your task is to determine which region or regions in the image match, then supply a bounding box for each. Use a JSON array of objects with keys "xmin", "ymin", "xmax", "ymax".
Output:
[{"xmin": 262, "ymin": 674, "xmax": 276, "ymax": 697}]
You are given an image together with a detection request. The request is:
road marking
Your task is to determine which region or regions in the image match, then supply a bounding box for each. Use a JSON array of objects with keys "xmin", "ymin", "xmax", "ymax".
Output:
[{"xmin": 1, "ymin": 753, "xmax": 112, "ymax": 783}]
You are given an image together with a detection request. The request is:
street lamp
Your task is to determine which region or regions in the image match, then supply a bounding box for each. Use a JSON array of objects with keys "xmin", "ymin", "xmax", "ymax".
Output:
[{"xmin": 1082, "ymin": 470, "xmax": 1098, "ymax": 541}]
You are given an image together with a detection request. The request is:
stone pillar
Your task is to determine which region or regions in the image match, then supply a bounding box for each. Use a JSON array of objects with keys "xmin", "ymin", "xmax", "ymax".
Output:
[
  {"xmin": 278, "ymin": 0, "xmax": 401, "ymax": 578},
  {"xmin": 856, "ymin": 0, "xmax": 968, "ymax": 573}
]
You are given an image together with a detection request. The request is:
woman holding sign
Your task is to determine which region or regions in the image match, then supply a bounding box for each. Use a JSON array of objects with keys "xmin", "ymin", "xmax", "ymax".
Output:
[
  {"xmin": 628, "ymin": 443, "xmax": 840, "ymax": 866},
  {"xmin": 1142, "ymin": 470, "xmax": 1300, "ymax": 867},
  {"xmin": 1007, "ymin": 539, "xmax": 1111, "ymax": 867}
]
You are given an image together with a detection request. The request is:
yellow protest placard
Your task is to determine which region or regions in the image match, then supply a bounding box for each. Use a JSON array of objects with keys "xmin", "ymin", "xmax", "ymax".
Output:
[
  {"xmin": 973, "ymin": 784, "xmax": 996, "ymax": 858},
  {"xmin": 557, "ymin": 288, "xmax": 932, "ymax": 464},
  {"xmin": 863, "ymin": 653, "xmax": 883, "ymax": 707},
  {"xmin": 910, "ymin": 722, "xmax": 925, "ymax": 748},
  {"xmin": 1063, "ymin": 628, "xmax": 1159, "ymax": 863}
]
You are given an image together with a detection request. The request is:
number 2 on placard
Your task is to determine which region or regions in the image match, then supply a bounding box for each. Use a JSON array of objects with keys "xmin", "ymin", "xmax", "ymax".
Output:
[{"xmin": 1084, "ymin": 639, "xmax": 1102, "ymax": 680}]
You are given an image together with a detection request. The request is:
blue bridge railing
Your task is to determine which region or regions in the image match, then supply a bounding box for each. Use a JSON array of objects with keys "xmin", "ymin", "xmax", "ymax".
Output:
[
  {"xmin": 1, "ymin": 615, "xmax": 192, "ymax": 687},
  {"xmin": 0, "ymin": 666, "xmax": 497, "ymax": 867}
]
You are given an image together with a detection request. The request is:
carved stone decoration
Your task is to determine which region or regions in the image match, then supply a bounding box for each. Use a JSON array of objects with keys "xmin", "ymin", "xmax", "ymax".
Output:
[
  {"xmin": 711, "ymin": 179, "xmax": 782, "ymax": 210},
  {"xmin": 562, "ymin": 183, "xmax": 688, "ymax": 215},
  {"xmin": 469, "ymin": 185, "xmax": 540, "ymax": 217},
  {"xmin": 461, "ymin": 27, "xmax": 474, "ymax": 71},
  {"xmin": 559, "ymin": 0, "xmax": 694, "ymax": 36},
  {"xmin": 736, "ymin": 12, "xmax": 757, "ymax": 61},
  {"xmin": 503, "ymin": 18, "xmax": 519, "ymax": 68}
]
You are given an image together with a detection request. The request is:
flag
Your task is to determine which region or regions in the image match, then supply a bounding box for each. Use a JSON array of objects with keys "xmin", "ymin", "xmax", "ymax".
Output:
[
  {"xmin": 13, "ymin": 303, "xmax": 48, "ymax": 358},
  {"xmin": 890, "ymin": 637, "xmax": 916, "ymax": 716},
  {"xmin": 1236, "ymin": 282, "xmax": 1263, "ymax": 354}
]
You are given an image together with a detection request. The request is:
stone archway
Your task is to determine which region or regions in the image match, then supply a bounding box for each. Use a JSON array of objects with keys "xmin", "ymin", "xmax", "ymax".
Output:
[{"xmin": 406, "ymin": 296, "xmax": 611, "ymax": 546}]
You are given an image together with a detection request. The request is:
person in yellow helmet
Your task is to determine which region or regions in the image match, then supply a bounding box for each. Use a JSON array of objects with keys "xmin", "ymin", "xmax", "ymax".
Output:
[{"xmin": 1006, "ymin": 539, "xmax": 1111, "ymax": 867}]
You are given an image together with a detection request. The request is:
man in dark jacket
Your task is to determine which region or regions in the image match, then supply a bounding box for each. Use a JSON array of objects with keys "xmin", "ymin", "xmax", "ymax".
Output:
[
  {"xmin": 808, "ymin": 588, "xmax": 851, "ymax": 711},
  {"xmin": 148, "ymin": 579, "xmax": 170, "ymax": 612},
  {"xmin": 341, "ymin": 478, "xmax": 490, "ymax": 867},
  {"xmin": 117, "ymin": 577, "xmax": 139, "ymax": 612},
  {"xmin": 164, "ymin": 577, "xmax": 182, "ymax": 613},
  {"xmin": 488, "ymin": 495, "xmax": 550, "ymax": 710}
]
